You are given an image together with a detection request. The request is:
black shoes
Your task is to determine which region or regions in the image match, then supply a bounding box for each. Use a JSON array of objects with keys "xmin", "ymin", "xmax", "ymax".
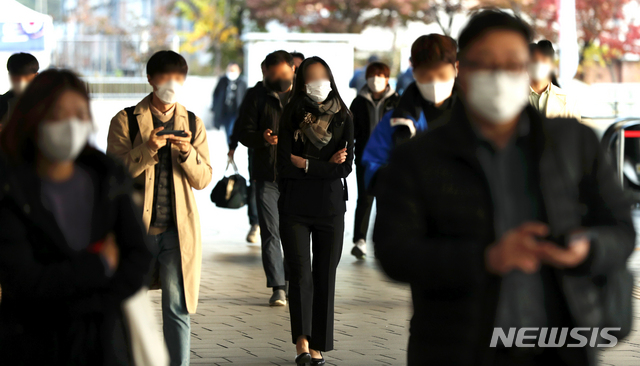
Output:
[
  {"xmin": 295, "ymin": 352, "xmax": 312, "ymax": 365},
  {"xmin": 311, "ymin": 351, "xmax": 325, "ymax": 365}
]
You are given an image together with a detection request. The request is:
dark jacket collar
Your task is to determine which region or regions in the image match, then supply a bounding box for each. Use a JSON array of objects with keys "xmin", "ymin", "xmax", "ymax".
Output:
[{"xmin": 1, "ymin": 148, "xmax": 130, "ymax": 255}]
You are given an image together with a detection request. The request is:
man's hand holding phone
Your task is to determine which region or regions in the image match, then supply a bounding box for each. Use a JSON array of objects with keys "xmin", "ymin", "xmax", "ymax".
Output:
[{"xmin": 264, "ymin": 129, "xmax": 278, "ymax": 145}]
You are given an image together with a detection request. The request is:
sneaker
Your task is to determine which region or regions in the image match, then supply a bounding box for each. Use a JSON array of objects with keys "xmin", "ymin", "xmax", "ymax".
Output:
[
  {"xmin": 269, "ymin": 289, "xmax": 287, "ymax": 306},
  {"xmin": 351, "ymin": 239, "xmax": 367, "ymax": 259},
  {"xmin": 246, "ymin": 224, "xmax": 260, "ymax": 243}
]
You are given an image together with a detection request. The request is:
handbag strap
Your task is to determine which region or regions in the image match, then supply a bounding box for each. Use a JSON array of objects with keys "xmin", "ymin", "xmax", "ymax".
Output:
[{"xmin": 225, "ymin": 157, "xmax": 239, "ymax": 175}]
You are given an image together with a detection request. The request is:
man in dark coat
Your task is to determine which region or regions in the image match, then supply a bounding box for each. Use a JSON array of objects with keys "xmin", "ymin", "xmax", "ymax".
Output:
[
  {"xmin": 374, "ymin": 10, "xmax": 635, "ymax": 366},
  {"xmin": 236, "ymin": 50, "xmax": 295, "ymax": 306},
  {"xmin": 212, "ymin": 62, "xmax": 247, "ymax": 143},
  {"xmin": 0, "ymin": 52, "xmax": 39, "ymax": 127},
  {"xmin": 349, "ymin": 61, "xmax": 399, "ymax": 259}
]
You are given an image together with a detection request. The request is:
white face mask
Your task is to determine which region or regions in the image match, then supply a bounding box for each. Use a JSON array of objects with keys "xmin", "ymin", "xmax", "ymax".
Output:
[
  {"xmin": 366, "ymin": 76, "xmax": 387, "ymax": 93},
  {"xmin": 154, "ymin": 79, "xmax": 183, "ymax": 105},
  {"xmin": 226, "ymin": 71, "xmax": 240, "ymax": 81},
  {"xmin": 12, "ymin": 80, "xmax": 29, "ymax": 95},
  {"xmin": 306, "ymin": 79, "xmax": 332, "ymax": 103},
  {"xmin": 528, "ymin": 62, "xmax": 552, "ymax": 82},
  {"xmin": 466, "ymin": 71, "xmax": 530, "ymax": 125},
  {"xmin": 415, "ymin": 78, "xmax": 455, "ymax": 105},
  {"xmin": 38, "ymin": 118, "xmax": 94, "ymax": 162}
]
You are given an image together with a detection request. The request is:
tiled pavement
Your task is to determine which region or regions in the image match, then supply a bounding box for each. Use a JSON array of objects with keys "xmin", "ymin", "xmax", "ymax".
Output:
[{"xmin": 147, "ymin": 224, "xmax": 640, "ymax": 366}]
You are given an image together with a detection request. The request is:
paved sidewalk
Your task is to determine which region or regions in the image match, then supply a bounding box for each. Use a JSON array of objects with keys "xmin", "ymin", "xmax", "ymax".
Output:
[{"xmin": 148, "ymin": 235, "xmax": 640, "ymax": 366}]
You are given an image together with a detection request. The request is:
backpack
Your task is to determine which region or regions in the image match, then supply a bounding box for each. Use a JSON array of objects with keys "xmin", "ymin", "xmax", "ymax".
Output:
[{"xmin": 124, "ymin": 106, "xmax": 197, "ymax": 146}]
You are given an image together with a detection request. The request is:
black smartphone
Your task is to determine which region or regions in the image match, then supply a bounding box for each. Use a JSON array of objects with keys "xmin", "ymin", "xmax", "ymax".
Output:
[{"xmin": 157, "ymin": 130, "xmax": 188, "ymax": 137}]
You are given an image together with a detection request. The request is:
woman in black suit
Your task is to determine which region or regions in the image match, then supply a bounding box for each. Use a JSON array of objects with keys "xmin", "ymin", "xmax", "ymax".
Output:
[
  {"xmin": 0, "ymin": 70, "xmax": 151, "ymax": 365},
  {"xmin": 277, "ymin": 57, "xmax": 354, "ymax": 365}
]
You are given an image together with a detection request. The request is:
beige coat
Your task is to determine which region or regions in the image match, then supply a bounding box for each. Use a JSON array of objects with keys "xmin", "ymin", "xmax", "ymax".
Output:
[
  {"xmin": 544, "ymin": 84, "xmax": 581, "ymax": 121},
  {"xmin": 106, "ymin": 95, "xmax": 212, "ymax": 314}
]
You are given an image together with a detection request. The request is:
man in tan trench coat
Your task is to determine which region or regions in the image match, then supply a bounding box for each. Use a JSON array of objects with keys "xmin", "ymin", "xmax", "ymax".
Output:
[{"xmin": 107, "ymin": 51, "xmax": 212, "ymax": 366}]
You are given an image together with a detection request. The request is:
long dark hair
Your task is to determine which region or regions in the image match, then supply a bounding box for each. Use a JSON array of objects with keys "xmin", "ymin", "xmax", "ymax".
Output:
[
  {"xmin": 0, "ymin": 69, "xmax": 91, "ymax": 164},
  {"xmin": 285, "ymin": 56, "xmax": 350, "ymax": 126}
]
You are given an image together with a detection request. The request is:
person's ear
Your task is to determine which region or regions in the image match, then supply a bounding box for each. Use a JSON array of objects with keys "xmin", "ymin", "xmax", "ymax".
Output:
[
  {"xmin": 454, "ymin": 61, "xmax": 459, "ymax": 78},
  {"xmin": 147, "ymin": 75, "xmax": 154, "ymax": 89}
]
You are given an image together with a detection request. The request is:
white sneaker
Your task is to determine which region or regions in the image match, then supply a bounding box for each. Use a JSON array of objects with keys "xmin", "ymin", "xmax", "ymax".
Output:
[
  {"xmin": 246, "ymin": 224, "xmax": 260, "ymax": 243},
  {"xmin": 351, "ymin": 239, "xmax": 367, "ymax": 259}
]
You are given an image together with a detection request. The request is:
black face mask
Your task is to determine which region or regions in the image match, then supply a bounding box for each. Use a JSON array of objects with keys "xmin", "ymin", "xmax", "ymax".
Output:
[{"xmin": 266, "ymin": 78, "xmax": 292, "ymax": 93}]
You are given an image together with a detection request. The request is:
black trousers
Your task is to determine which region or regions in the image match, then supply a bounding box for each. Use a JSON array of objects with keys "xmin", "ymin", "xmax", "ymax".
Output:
[
  {"xmin": 280, "ymin": 213, "xmax": 345, "ymax": 351},
  {"xmin": 353, "ymin": 163, "xmax": 374, "ymax": 243}
]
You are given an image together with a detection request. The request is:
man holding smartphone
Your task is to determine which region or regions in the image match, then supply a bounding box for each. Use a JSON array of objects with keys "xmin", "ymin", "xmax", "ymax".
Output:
[{"xmin": 107, "ymin": 50, "xmax": 212, "ymax": 366}]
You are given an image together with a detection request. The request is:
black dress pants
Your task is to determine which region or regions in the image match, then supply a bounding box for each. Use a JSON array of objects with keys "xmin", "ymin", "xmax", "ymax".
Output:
[
  {"xmin": 353, "ymin": 163, "xmax": 374, "ymax": 243},
  {"xmin": 280, "ymin": 213, "xmax": 345, "ymax": 351}
]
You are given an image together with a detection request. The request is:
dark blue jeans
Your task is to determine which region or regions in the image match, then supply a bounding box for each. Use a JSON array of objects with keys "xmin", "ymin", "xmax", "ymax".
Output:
[{"xmin": 149, "ymin": 228, "xmax": 190, "ymax": 366}]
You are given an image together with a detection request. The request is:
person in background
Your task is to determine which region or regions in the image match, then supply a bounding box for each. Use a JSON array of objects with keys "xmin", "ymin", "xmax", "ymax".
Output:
[
  {"xmin": 0, "ymin": 69, "xmax": 151, "ymax": 365},
  {"xmin": 0, "ymin": 52, "xmax": 39, "ymax": 126},
  {"xmin": 349, "ymin": 55, "xmax": 380, "ymax": 92},
  {"xmin": 277, "ymin": 56, "xmax": 353, "ymax": 366},
  {"xmin": 107, "ymin": 50, "xmax": 212, "ymax": 366},
  {"xmin": 212, "ymin": 62, "xmax": 247, "ymax": 143},
  {"xmin": 236, "ymin": 50, "xmax": 295, "ymax": 307},
  {"xmin": 349, "ymin": 61, "xmax": 399, "ymax": 259},
  {"xmin": 395, "ymin": 57, "xmax": 415, "ymax": 95},
  {"xmin": 374, "ymin": 10, "xmax": 634, "ymax": 365},
  {"xmin": 291, "ymin": 51, "xmax": 305, "ymax": 70},
  {"xmin": 529, "ymin": 40, "xmax": 581, "ymax": 120},
  {"xmin": 228, "ymin": 61, "xmax": 267, "ymax": 244},
  {"xmin": 361, "ymin": 34, "xmax": 458, "ymax": 191}
]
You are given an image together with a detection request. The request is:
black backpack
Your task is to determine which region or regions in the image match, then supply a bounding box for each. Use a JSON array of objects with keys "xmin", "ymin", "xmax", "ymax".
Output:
[
  {"xmin": 210, "ymin": 158, "xmax": 248, "ymax": 209},
  {"xmin": 124, "ymin": 106, "xmax": 197, "ymax": 146}
]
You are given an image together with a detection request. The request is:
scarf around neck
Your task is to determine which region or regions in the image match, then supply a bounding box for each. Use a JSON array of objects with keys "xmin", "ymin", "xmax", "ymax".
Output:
[{"xmin": 296, "ymin": 96, "xmax": 341, "ymax": 149}]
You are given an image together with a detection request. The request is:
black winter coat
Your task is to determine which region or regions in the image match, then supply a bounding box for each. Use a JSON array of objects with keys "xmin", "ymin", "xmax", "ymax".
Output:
[
  {"xmin": 374, "ymin": 105, "xmax": 635, "ymax": 366},
  {"xmin": 211, "ymin": 75, "xmax": 247, "ymax": 126},
  {"xmin": 0, "ymin": 149, "xmax": 152, "ymax": 365},
  {"xmin": 277, "ymin": 99, "xmax": 354, "ymax": 217},
  {"xmin": 350, "ymin": 86, "xmax": 399, "ymax": 164},
  {"xmin": 237, "ymin": 83, "xmax": 288, "ymax": 182}
]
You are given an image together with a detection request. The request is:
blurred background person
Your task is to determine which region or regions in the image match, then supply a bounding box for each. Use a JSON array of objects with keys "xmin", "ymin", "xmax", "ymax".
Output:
[
  {"xmin": 395, "ymin": 57, "xmax": 414, "ymax": 96},
  {"xmin": 237, "ymin": 50, "xmax": 295, "ymax": 307},
  {"xmin": 361, "ymin": 34, "xmax": 458, "ymax": 192},
  {"xmin": 107, "ymin": 50, "xmax": 212, "ymax": 366},
  {"xmin": 228, "ymin": 60, "xmax": 268, "ymax": 244},
  {"xmin": 374, "ymin": 10, "xmax": 635, "ymax": 366},
  {"xmin": 277, "ymin": 56, "xmax": 353, "ymax": 366},
  {"xmin": 349, "ymin": 61, "xmax": 399, "ymax": 259},
  {"xmin": 349, "ymin": 55, "xmax": 379, "ymax": 92},
  {"xmin": 291, "ymin": 51, "xmax": 305, "ymax": 70},
  {"xmin": 212, "ymin": 62, "xmax": 247, "ymax": 143},
  {"xmin": 529, "ymin": 40, "xmax": 581, "ymax": 121},
  {"xmin": 0, "ymin": 69, "xmax": 151, "ymax": 365},
  {"xmin": 0, "ymin": 52, "xmax": 39, "ymax": 126}
]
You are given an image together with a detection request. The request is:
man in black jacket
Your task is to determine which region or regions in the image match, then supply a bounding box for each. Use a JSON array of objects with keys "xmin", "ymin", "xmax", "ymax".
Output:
[
  {"xmin": 212, "ymin": 62, "xmax": 247, "ymax": 143},
  {"xmin": 349, "ymin": 61, "xmax": 399, "ymax": 259},
  {"xmin": 374, "ymin": 10, "xmax": 635, "ymax": 366},
  {"xmin": 236, "ymin": 50, "xmax": 295, "ymax": 306},
  {"xmin": 0, "ymin": 53, "xmax": 39, "ymax": 126}
]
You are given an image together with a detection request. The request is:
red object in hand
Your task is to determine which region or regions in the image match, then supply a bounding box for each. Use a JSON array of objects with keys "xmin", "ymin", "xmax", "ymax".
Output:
[{"xmin": 88, "ymin": 239, "xmax": 105, "ymax": 254}]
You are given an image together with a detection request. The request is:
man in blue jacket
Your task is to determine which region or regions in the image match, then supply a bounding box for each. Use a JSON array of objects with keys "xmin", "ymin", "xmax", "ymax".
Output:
[{"xmin": 361, "ymin": 34, "xmax": 459, "ymax": 190}]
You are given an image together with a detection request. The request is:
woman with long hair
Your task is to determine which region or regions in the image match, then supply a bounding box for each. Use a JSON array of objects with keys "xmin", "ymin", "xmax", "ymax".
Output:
[
  {"xmin": 528, "ymin": 40, "xmax": 581, "ymax": 120},
  {"xmin": 277, "ymin": 57, "xmax": 354, "ymax": 365},
  {"xmin": 0, "ymin": 69, "xmax": 151, "ymax": 365}
]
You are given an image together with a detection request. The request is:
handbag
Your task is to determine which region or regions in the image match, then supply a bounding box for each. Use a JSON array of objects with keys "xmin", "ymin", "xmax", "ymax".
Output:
[
  {"xmin": 122, "ymin": 287, "xmax": 169, "ymax": 366},
  {"xmin": 210, "ymin": 157, "xmax": 248, "ymax": 209}
]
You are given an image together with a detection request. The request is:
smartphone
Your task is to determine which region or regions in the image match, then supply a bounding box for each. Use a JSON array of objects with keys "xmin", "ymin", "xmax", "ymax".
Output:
[
  {"xmin": 343, "ymin": 141, "xmax": 348, "ymax": 150},
  {"xmin": 157, "ymin": 130, "xmax": 188, "ymax": 137}
]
